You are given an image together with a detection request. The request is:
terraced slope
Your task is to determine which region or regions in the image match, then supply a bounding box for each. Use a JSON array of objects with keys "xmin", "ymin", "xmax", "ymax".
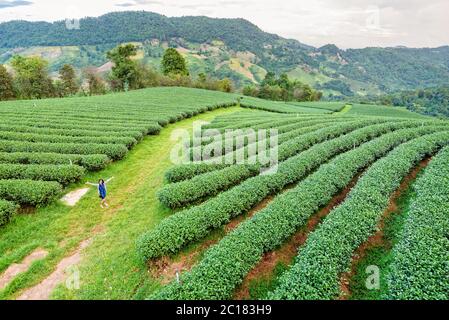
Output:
[
  {"xmin": 0, "ymin": 87, "xmax": 239, "ymax": 225},
  {"xmin": 135, "ymin": 110, "xmax": 448, "ymax": 300}
]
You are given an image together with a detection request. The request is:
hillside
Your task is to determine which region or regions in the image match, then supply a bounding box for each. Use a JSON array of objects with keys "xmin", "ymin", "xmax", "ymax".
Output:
[
  {"xmin": 0, "ymin": 86, "xmax": 429, "ymax": 228},
  {"xmin": 0, "ymin": 87, "xmax": 447, "ymax": 301},
  {"xmin": 1, "ymin": 11, "xmax": 448, "ymax": 97}
]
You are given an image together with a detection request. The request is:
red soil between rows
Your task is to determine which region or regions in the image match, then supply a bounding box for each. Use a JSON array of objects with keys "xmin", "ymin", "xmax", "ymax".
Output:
[
  {"xmin": 338, "ymin": 158, "xmax": 431, "ymax": 300},
  {"xmin": 148, "ymin": 195, "xmax": 275, "ymax": 285},
  {"xmin": 233, "ymin": 173, "xmax": 362, "ymax": 300}
]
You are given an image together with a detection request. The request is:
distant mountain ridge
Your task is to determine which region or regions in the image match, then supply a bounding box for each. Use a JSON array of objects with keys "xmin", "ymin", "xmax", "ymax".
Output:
[
  {"xmin": 0, "ymin": 11, "xmax": 448, "ymax": 97},
  {"xmin": 0, "ymin": 11, "xmax": 308, "ymax": 51}
]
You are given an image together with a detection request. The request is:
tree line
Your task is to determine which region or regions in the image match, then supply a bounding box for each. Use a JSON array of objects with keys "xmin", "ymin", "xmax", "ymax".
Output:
[
  {"xmin": 371, "ymin": 87, "xmax": 449, "ymax": 118},
  {"xmin": 0, "ymin": 45, "xmax": 234, "ymax": 101},
  {"xmin": 243, "ymin": 72, "xmax": 322, "ymax": 102}
]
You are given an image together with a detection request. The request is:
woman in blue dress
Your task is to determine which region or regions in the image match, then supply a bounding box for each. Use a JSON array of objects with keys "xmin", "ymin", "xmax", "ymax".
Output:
[{"xmin": 86, "ymin": 177, "xmax": 114, "ymax": 208}]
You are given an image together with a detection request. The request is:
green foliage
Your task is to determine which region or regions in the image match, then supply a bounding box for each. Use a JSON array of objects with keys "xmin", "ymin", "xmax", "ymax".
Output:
[
  {"xmin": 291, "ymin": 102, "xmax": 346, "ymax": 112},
  {"xmin": 165, "ymin": 163, "xmax": 229, "ymax": 183},
  {"xmin": 245, "ymin": 73, "xmax": 322, "ymax": 102},
  {"xmin": 0, "ymin": 140, "xmax": 128, "ymax": 161},
  {"xmin": 0, "ymin": 199, "xmax": 18, "ymax": 226},
  {"xmin": 347, "ymin": 104, "xmax": 428, "ymax": 119},
  {"xmin": 385, "ymin": 87, "xmax": 449, "ymax": 118},
  {"xmin": 0, "ymin": 130, "xmax": 137, "ymax": 148},
  {"xmin": 10, "ymin": 55, "xmax": 54, "ymax": 99},
  {"xmin": 107, "ymin": 44, "xmax": 140, "ymax": 90},
  {"xmin": 1, "ymin": 12, "xmax": 448, "ymax": 95},
  {"xmin": 0, "ymin": 152, "xmax": 109, "ymax": 171},
  {"xmin": 58, "ymin": 64, "xmax": 79, "ymax": 96},
  {"xmin": 217, "ymin": 78, "xmax": 233, "ymax": 93},
  {"xmin": 137, "ymin": 120, "xmax": 424, "ymax": 262},
  {"xmin": 151, "ymin": 127, "xmax": 449, "ymax": 300},
  {"xmin": 317, "ymin": 80, "xmax": 354, "ymax": 96},
  {"xmin": 0, "ymin": 179, "xmax": 62, "ymax": 206},
  {"xmin": 0, "ymin": 12, "xmax": 283, "ymax": 56},
  {"xmin": 270, "ymin": 132, "xmax": 449, "ymax": 300},
  {"xmin": 158, "ymin": 165, "xmax": 259, "ymax": 209},
  {"xmin": 85, "ymin": 70, "xmax": 106, "ymax": 96},
  {"xmin": 0, "ymin": 87, "xmax": 240, "ymax": 224},
  {"xmin": 0, "ymin": 64, "xmax": 15, "ymax": 100},
  {"xmin": 348, "ymin": 188, "xmax": 412, "ymax": 300},
  {"xmin": 240, "ymin": 97, "xmax": 331, "ymax": 114},
  {"xmin": 336, "ymin": 46, "xmax": 449, "ymax": 92},
  {"xmin": 161, "ymin": 48, "xmax": 189, "ymax": 77},
  {"xmin": 0, "ymin": 164, "xmax": 85, "ymax": 186},
  {"xmin": 0, "ymin": 121, "xmax": 149, "ymax": 139},
  {"xmin": 248, "ymin": 263, "xmax": 289, "ymax": 300},
  {"xmin": 385, "ymin": 147, "xmax": 449, "ymax": 300},
  {"xmin": 161, "ymin": 118, "xmax": 359, "ymax": 205}
]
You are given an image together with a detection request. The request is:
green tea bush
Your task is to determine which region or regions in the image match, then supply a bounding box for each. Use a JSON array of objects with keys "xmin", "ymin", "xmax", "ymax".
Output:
[
  {"xmin": 151, "ymin": 128, "xmax": 449, "ymax": 300},
  {"xmin": 385, "ymin": 147, "xmax": 449, "ymax": 300},
  {"xmin": 0, "ymin": 152, "xmax": 109, "ymax": 171},
  {"xmin": 0, "ymin": 179, "xmax": 62, "ymax": 206},
  {"xmin": 0, "ymin": 140, "xmax": 128, "ymax": 160},
  {"xmin": 161, "ymin": 120, "xmax": 435, "ymax": 208},
  {"xmin": 0, "ymin": 131, "xmax": 137, "ymax": 148},
  {"xmin": 158, "ymin": 165, "xmax": 259, "ymax": 209},
  {"xmin": 0, "ymin": 199, "xmax": 18, "ymax": 226},
  {"xmin": 165, "ymin": 163, "xmax": 229, "ymax": 183},
  {"xmin": 0, "ymin": 164, "xmax": 85, "ymax": 185},
  {"xmin": 270, "ymin": 132, "xmax": 449, "ymax": 300},
  {"xmin": 137, "ymin": 121, "xmax": 427, "ymax": 262},
  {"xmin": 0, "ymin": 124, "xmax": 145, "ymax": 140}
]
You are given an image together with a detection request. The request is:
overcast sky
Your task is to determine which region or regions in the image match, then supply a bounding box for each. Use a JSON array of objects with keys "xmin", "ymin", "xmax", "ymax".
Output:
[{"xmin": 0, "ymin": 0, "xmax": 448, "ymax": 49}]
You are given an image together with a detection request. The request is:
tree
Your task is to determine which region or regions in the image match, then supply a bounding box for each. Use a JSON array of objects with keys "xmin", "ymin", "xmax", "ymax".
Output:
[
  {"xmin": 278, "ymin": 73, "xmax": 291, "ymax": 90},
  {"xmin": 135, "ymin": 62, "xmax": 160, "ymax": 88},
  {"xmin": 243, "ymin": 85, "xmax": 259, "ymax": 97},
  {"xmin": 261, "ymin": 71, "xmax": 276, "ymax": 86},
  {"xmin": 11, "ymin": 55, "xmax": 53, "ymax": 99},
  {"xmin": 84, "ymin": 70, "xmax": 106, "ymax": 96},
  {"xmin": 0, "ymin": 64, "xmax": 15, "ymax": 100},
  {"xmin": 161, "ymin": 48, "xmax": 189, "ymax": 77},
  {"xmin": 59, "ymin": 64, "xmax": 79, "ymax": 96},
  {"xmin": 217, "ymin": 78, "xmax": 233, "ymax": 93},
  {"xmin": 107, "ymin": 44, "xmax": 139, "ymax": 90},
  {"xmin": 245, "ymin": 72, "xmax": 321, "ymax": 103},
  {"xmin": 197, "ymin": 73, "xmax": 207, "ymax": 84}
]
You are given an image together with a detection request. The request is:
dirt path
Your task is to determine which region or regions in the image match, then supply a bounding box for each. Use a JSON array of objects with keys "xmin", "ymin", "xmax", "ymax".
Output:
[
  {"xmin": 17, "ymin": 239, "xmax": 92, "ymax": 300},
  {"xmin": 338, "ymin": 158, "xmax": 430, "ymax": 300},
  {"xmin": 61, "ymin": 188, "xmax": 90, "ymax": 207},
  {"xmin": 0, "ymin": 249, "xmax": 48, "ymax": 291}
]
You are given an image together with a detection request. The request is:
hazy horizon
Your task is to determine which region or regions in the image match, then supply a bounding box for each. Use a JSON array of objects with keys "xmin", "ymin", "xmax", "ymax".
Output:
[{"xmin": 0, "ymin": 0, "xmax": 448, "ymax": 49}]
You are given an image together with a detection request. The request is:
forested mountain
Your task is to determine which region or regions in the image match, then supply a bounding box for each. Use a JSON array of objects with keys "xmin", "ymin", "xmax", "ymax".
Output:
[
  {"xmin": 0, "ymin": 11, "xmax": 448, "ymax": 97},
  {"xmin": 382, "ymin": 87, "xmax": 449, "ymax": 118},
  {"xmin": 0, "ymin": 11, "xmax": 307, "ymax": 53}
]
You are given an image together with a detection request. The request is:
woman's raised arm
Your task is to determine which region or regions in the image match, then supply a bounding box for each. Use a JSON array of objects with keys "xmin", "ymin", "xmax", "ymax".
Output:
[{"xmin": 105, "ymin": 177, "xmax": 114, "ymax": 184}]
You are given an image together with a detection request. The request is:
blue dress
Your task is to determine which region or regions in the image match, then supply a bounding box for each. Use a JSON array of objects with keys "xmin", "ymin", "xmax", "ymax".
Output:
[{"xmin": 98, "ymin": 183, "xmax": 107, "ymax": 199}]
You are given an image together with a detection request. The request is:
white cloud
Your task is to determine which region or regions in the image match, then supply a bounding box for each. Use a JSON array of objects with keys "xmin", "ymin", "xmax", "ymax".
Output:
[
  {"xmin": 0, "ymin": 0, "xmax": 447, "ymax": 48},
  {"xmin": 0, "ymin": 0, "xmax": 32, "ymax": 9}
]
